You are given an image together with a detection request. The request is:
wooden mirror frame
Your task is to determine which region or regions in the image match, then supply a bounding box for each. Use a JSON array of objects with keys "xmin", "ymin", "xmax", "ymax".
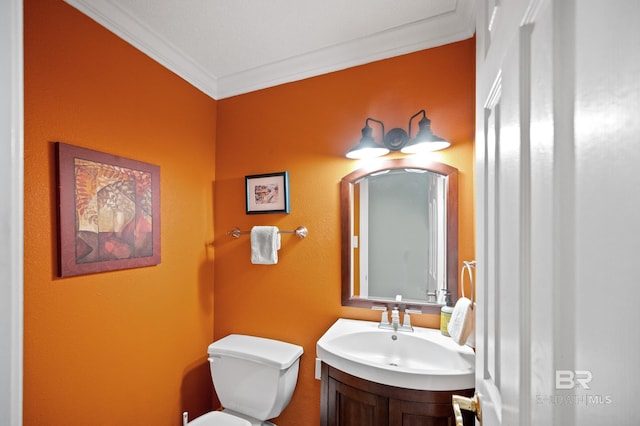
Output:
[{"xmin": 340, "ymin": 157, "xmax": 459, "ymax": 314}]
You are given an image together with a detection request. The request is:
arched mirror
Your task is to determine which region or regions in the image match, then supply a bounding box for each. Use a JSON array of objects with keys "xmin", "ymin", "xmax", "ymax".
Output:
[{"xmin": 341, "ymin": 157, "xmax": 458, "ymax": 314}]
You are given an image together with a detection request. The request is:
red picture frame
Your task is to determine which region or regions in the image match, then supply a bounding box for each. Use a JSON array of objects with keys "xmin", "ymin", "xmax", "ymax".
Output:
[{"xmin": 56, "ymin": 142, "xmax": 161, "ymax": 277}]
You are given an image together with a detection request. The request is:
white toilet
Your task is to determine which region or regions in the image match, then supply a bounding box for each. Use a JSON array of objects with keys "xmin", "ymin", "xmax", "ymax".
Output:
[{"xmin": 187, "ymin": 334, "xmax": 304, "ymax": 426}]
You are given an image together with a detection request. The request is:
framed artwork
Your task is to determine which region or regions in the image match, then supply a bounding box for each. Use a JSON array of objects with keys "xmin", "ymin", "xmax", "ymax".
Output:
[
  {"xmin": 56, "ymin": 142, "xmax": 161, "ymax": 277},
  {"xmin": 245, "ymin": 171, "xmax": 290, "ymax": 214}
]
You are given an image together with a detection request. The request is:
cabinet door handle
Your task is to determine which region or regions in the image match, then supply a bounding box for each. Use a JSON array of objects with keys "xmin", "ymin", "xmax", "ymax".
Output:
[{"xmin": 452, "ymin": 392, "xmax": 482, "ymax": 425}]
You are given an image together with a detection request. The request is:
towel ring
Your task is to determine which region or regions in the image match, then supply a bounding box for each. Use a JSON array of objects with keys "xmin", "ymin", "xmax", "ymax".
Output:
[{"xmin": 460, "ymin": 260, "xmax": 476, "ymax": 304}]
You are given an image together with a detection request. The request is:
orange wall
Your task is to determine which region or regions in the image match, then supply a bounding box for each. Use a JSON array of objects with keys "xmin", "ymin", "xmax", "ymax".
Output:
[
  {"xmin": 24, "ymin": 1, "xmax": 474, "ymax": 423},
  {"xmin": 215, "ymin": 38, "xmax": 475, "ymax": 424},
  {"xmin": 24, "ymin": 1, "xmax": 217, "ymax": 425}
]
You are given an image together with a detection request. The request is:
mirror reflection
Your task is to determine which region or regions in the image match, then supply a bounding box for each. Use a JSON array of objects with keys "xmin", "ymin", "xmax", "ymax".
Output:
[{"xmin": 341, "ymin": 158, "xmax": 458, "ymax": 313}]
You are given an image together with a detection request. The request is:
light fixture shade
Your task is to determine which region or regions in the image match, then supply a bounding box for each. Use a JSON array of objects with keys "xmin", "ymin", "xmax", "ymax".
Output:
[
  {"xmin": 346, "ymin": 120, "xmax": 389, "ymax": 159},
  {"xmin": 401, "ymin": 115, "xmax": 450, "ymax": 154},
  {"xmin": 345, "ymin": 111, "xmax": 449, "ymax": 159}
]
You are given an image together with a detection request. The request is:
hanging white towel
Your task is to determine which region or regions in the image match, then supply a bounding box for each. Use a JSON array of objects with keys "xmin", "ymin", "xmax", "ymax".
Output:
[
  {"xmin": 250, "ymin": 226, "xmax": 281, "ymax": 264},
  {"xmin": 447, "ymin": 297, "xmax": 475, "ymax": 346}
]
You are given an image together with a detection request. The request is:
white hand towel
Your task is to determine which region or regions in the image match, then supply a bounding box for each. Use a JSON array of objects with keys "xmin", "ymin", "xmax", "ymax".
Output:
[
  {"xmin": 447, "ymin": 297, "xmax": 475, "ymax": 346},
  {"xmin": 250, "ymin": 226, "xmax": 280, "ymax": 264}
]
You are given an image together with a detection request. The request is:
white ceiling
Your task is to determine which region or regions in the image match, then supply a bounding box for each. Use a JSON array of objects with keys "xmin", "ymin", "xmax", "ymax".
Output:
[{"xmin": 64, "ymin": 0, "xmax": 476, "ymax": 99}]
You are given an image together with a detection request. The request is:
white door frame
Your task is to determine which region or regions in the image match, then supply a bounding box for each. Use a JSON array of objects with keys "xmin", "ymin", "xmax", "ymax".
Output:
[{"xmin": 0, "ymin": 0, "xmax": 24, "ymax": 425}]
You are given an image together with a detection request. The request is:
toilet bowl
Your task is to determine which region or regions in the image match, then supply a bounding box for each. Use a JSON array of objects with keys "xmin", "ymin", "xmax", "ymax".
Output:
[{"xmin": 187, "ymin": 334, "xmax": 303, "ymax": 426}]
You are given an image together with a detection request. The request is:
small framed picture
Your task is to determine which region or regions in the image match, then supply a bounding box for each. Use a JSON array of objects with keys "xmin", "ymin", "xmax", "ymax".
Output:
[{"xmin": 245, "ymin": 171, "xmax": 290, "ymax": 214}]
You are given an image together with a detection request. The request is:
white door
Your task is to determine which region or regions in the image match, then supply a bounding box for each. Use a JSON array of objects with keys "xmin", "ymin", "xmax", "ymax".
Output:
[{"xmin": 474, "ymin": 0, "xmax": 640, "ymax": 425}]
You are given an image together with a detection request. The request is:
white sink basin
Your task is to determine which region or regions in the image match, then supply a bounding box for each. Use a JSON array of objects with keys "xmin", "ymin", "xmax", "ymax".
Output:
[{"xmin": 316, "ymin": 318, "xmax": 475, "ymax": 391}]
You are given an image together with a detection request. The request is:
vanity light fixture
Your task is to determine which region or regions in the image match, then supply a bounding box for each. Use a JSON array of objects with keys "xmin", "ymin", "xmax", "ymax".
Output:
[
  {"xmin": 401, "ymin": 110, "xmax": 451, "ymax": 154},
  {"xmin": 345, "ymin": 118, "xmax": 390, "ymax": 159},
  {"xmin": 345, "ymin": 110, "xmax": 450, "ymax": 159}
]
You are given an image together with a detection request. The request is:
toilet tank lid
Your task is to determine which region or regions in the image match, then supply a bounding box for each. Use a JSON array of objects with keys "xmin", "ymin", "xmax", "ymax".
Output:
[{"xmin": 208, "ymin": 334, "xmax": 303, "ymax": 369}]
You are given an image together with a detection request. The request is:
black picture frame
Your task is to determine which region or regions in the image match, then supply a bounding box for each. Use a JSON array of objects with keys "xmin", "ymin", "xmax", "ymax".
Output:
[{"xmin": 245, "ymin": 171, "xmax": 290, "ymax": 214}]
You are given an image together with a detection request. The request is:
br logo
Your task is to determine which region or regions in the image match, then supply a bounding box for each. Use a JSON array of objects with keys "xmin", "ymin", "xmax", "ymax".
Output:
[{"xmin": 555, "ymin": 370, "xmax": 593, "ymax": 390}]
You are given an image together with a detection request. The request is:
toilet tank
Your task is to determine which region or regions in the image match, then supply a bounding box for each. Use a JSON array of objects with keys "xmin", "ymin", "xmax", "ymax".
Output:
[{"xmin": 208, "ymin": 335, "xmax": 304, "ymax": 421}]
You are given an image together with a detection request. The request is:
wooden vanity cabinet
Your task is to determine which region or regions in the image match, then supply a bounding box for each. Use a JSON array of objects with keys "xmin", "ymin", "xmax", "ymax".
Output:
[{"xmin": 320, "ymin": 362, "xmax": 475, "ymax": 426}]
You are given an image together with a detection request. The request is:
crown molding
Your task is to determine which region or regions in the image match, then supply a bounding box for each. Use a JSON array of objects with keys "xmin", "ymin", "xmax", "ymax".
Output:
[
  {"xmin": 217, "ymin": 9, "xmax": 476, "ymax": 99},
  {"xmin": 64, "ymin": 0, "xmax": 219, "ymax": 98},
  {"xmin": 64, "ymin": 0, "xmax": 475, "ymax": 100}
]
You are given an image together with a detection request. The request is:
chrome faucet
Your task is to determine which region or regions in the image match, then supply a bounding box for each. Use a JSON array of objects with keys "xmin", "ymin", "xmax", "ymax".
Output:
[
  {"xmin": 372, "ymin": 306, "xmax": 421, "ymax": 332},
  {"xmin": 390, "ymin": 307, "xmax": 401, "ymax": 330}
]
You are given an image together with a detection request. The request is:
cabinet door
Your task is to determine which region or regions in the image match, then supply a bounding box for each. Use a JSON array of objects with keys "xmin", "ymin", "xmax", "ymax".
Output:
[
  {"xmin": 389, "ymin": 398, "xmax": 468, "ymax": 426},
  {"xmin": 327, "ymin": 376, "xmax": 388, "ymax": 426}
]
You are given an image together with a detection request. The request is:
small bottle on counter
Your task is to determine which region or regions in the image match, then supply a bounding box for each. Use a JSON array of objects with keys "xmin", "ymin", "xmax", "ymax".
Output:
[{"xmin": 440, "ymin": 291, "xmax": 453, "ymax": 336}]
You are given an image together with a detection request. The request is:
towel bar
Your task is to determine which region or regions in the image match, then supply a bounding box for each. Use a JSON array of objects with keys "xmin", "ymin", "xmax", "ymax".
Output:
[{"xmin": 227, "ymin": 226, "xmax": 308, "ymax": 239}]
